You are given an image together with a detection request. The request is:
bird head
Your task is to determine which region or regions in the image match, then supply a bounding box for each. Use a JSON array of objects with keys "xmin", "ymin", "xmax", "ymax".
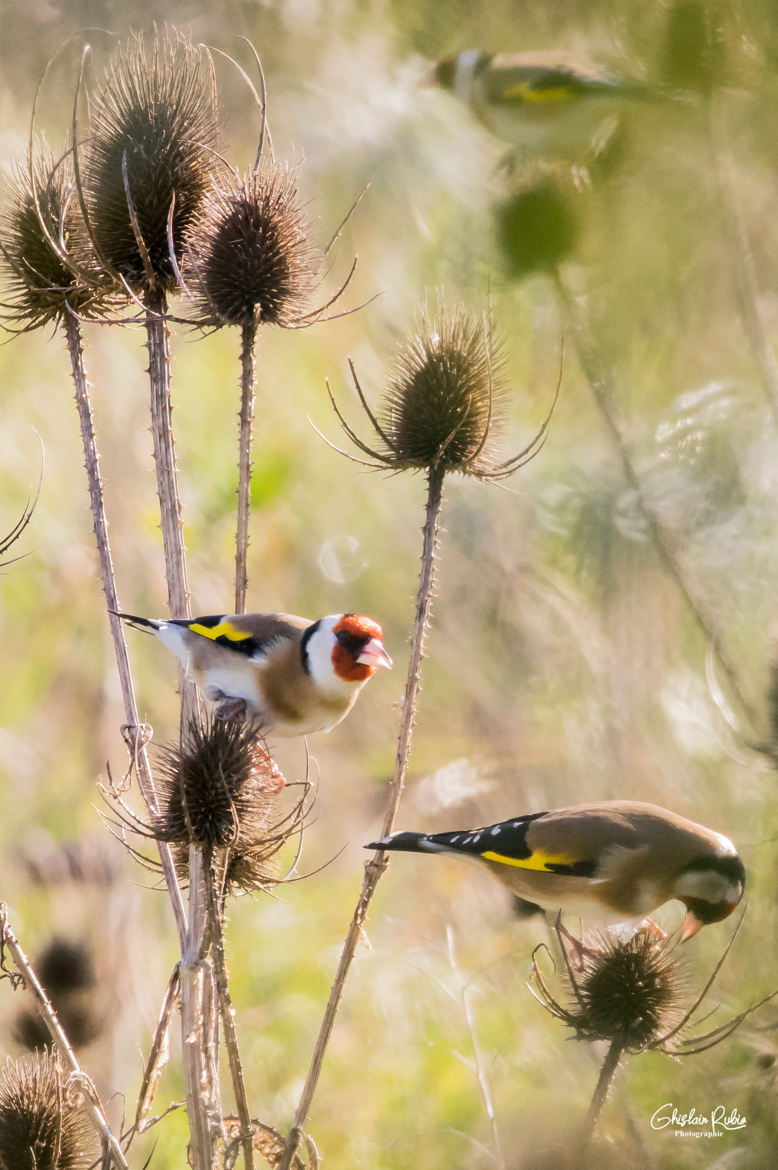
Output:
[
  {"xmin": 304, "ymin": 614, "xmax": 392, "ymax": 691},
  {"xmin": 674, "ymin": 851, "xmax": 746, "ymax": 941},
  {"xmin": 420, "ymin": 50, "xmax": 487, "ymax": 95}
]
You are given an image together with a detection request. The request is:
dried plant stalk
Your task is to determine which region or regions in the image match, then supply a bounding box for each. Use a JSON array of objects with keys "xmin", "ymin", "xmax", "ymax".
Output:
[
  {"xmin": 235, "ymin": 320, "xmax": 256, "ymax": 614},
  {"xmin": 0, "ymin": 906, "xmax": 128, "ymax": 1169},
  {"xmin": 553, "ymin": 273, "xmax": 760, "ymax": 738},
  {"xmin": 582, "ymin": 1038, "xmax": 623, "ymax": 1147},
  {"xmin": 280, "ymin": 466, "xmax": 445, "ymax": 1170},
  {"xmin": 65, "ymin": 310, "xmax": 188, "ymax": 945}
]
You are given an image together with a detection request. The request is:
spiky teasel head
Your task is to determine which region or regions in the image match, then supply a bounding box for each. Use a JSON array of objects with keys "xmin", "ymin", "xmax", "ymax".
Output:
[
  {"xmin": 80, "ymin": 28, "xmax": 218, "ymax": 297},
  {"xmin": 152, "ymin": 716, "xmax": 275, "ymax": 850},
  {"xmin": 0, "ymin": 1053, "xmax": 97, "ymax": 1169},
  {"xmin": 183, "ymin": 165, "xmax": 318, "ymax": 328},
  {"xmin": 325, "ymin": 298, "xmax": 556, "ymax": 480},
  {"xmin": 531, "ymin": 927, "xmax": 686, "ymax": 1052},
  {"xmin": 0, "ymin": 144, "xmax": 110, "ymax": 330},
  {"xmin": 574, "ymin": 931, "xmax": 685, "ymax": 1049}
]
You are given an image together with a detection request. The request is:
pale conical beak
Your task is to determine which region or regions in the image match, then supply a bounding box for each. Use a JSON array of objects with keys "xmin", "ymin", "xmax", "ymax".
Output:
[
  {"xmin": 357, "ymin": 638, "xmax": 393, "ymax": 669},
  {"xmin": 680, "ymin": 910, "xmax": 704, "ymax": 942}
]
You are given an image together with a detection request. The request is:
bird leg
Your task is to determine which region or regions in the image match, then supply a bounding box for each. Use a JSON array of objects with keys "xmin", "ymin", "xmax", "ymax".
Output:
[{"xmin": 556, "ymin": 919, "xmax": 599, "ymax": 969}]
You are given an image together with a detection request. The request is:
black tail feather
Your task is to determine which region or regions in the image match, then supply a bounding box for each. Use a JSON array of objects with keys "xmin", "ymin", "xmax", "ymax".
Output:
[
  {"xmin": 366, "ymin": 831, "xmax": 432, "ymax": 853},
  {"xmin": 109, "ymin": 611, "xmax": 162, "ymax": 633}
]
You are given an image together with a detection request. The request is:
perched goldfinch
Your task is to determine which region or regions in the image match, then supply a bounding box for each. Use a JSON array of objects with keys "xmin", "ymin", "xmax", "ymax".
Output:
[
  {"xmin": 428, "ymin": 50, "xmax": 653, "ymax": 160},
  {"xmin": 117, "ymin": 610, "xmax": 392, "ymax": 736},
  {"xmin": 368, "ymin": 801, "xmax": 745, "ymax": 940}
]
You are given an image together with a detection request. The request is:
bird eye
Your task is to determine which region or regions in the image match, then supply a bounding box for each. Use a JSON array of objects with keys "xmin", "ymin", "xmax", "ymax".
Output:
[{"xmin": 336, "ymin": 630, "xmax": 365, "ymax": 653}]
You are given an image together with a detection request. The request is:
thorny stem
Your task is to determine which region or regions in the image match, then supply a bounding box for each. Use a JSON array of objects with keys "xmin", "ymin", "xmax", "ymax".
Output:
[
  {"xmin": 204, "ymin": 852, "xmax": 255, "ymax": 1170},
  {"xmin": 64, "ymin": 311, "xmax": 187, "ymax": 946},
  {"xmin": 280, "ymin": 467, "xmax": 445, "ymax": 1170},
  {"xmin": 235, "ymin": 320, "xmax": 257, "ymax": 614},
  {"xmin": 0, "ymin": 906, "xmax": 129, "ymax": 1170},
  {"xmin": 554, "ymin": 273, "xmax": 760, "ymax": 736},
  {"xmin": 582, "ymin": 1039, "xmax": 623, "ymax": 1147},
  {"xmin": 145, "ymin": 292, "xmax": 217, "ymax": 1169}
]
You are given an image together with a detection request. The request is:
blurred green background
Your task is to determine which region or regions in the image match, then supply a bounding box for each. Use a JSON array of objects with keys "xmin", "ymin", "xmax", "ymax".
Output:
[{"xmin": 1, "ymin": 0, "xmax": 778, "ymax": 1166}]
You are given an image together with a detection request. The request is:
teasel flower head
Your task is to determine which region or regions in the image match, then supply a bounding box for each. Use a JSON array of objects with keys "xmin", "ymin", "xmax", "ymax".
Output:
[
  {"xmin": 107, "ymin": 715, "xmax": 307, "ymax": 895},
  {"xmin": 79, "ymin": 28, "xmax": 219, "ymax": 297},
  {"xmin": 531, "ymin": 918, "xmax": 772, "ymax": 1055},
  {"xmin": 0, "ymin": 143, "xmax": 111, "ymax": 331},
  {"xmin": 0, "ymin": 1053, "xmax": 97, "ymax": 1169},
  {"xmin": 183, "ymin": 164, "xmax": 319, "ymax": 328},
  {"xmin": 152, "ymin": 716, "xmax": 275, "ymax": 849},
  {"xmin": 13, "ymin": 941, "xmax": 102, "ymax": 1053},
  {"xmin": 323, "ymin": 298, "xmax": 557, "ymax": 480}
]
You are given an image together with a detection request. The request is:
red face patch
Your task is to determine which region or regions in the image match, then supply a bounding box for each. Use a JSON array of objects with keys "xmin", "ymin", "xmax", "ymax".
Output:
[
  {"xmin": 333, "ymin": 614, "xmax": 383, "ymax": 640},
  {"xmin": 331, "ymin": 614, "xmax": 385, "ymax": 682}
]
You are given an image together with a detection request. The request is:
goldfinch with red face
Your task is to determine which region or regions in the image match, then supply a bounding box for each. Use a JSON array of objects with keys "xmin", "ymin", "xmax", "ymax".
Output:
[
  {"xmin": 428, "ymin": 50, "xmax": 654, "ymax": 160},
  {"xmin": 117, "ymin": 610, "xmax": 392, "ymax": 736},
  {"xmin": 368, "ymin": 801, "xmax": 745, "ymax": 940}
]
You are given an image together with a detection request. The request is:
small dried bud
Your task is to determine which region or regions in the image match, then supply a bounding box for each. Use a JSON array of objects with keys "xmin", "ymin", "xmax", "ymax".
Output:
[
  {"xmin": 152, "ymin": 716, "xmax": 275, "ymax": 849},
  {"xmin": 0, "ymin": 146, "xmax": 105, "ymax": 329},
  {"xmin": 0, "ymin": 1054, "xmax": 97, "ymax": 1169},
  {"xmin": 382, "ymin": 303, "xmax": 504, "ymax": 475},
  {"xmin": 81, "ymin": 29, "xmax": 218, "ymax": 295},
  {"xmin": 185, "ymin": 166, "xmax": 317, "ymax": 327}
]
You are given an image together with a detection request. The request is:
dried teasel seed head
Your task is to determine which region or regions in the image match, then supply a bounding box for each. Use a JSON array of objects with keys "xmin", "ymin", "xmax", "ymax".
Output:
[
  {"xmin": 496, "ymin": 179, "xmax": 578, "ymax": 276},
  {"xmin": 152, "ymin": 716, "xmax": 276, "ymax": 849},
  {"xmin": 184, "ymin": 166, "xmax": 317, "ymax": 327},
  {"xmin": 81, "ymin": 28, "xmax": 218, "ymax": 296},
  {"xmin": 574, "ymin": 930, "xmax": 685, "ymax": 1048},
  {"xmin": 172, "ymin": 836, "xmax": 282, "ymax": 897},
  {"xmin": 381, "ymin": 302, "xmax": 505, "ymax": 476},
  {"xmin": 0, "ymin": 1054, "xmax": 97, "ymax": 1169},
  {"xmin": 35, "ymin": 940, "xmax": 95, "ymax": 997},
  {"xmin": 0, "ymin": 144, "xmax": 106, "ymax": 329}
]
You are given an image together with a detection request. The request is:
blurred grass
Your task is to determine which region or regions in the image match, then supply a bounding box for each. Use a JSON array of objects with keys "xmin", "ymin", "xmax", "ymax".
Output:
[{"xmin": 1, "ymin": 0, "xmax": 778, "ymax": 1167}]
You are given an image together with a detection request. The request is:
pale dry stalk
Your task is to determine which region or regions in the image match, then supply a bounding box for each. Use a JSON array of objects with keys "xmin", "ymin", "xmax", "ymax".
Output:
[
  {"xmin": 64, "ymin": 310, "xmax": 188, "ymax": 946},
  {"xmin": 280, "ymin": 466, "xmax": 445, "ymax": 1170},
  {"xmin": 554, "ymin": 273, "xmax": 759, "ymax": 733},
  {"xmin": 0, "ymin": 905, "xmax": 129, "ymax": 1170},
  {"xmin": 582, "ymin": 1038, "xmax": 624, "ymax": 1149},
  {"xmin": 235, "ymin": 320, "xmax": 257, "ymax": 615}
]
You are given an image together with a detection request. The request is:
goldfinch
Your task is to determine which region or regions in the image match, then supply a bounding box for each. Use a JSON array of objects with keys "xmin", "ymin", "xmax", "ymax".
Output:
[
  {"xmin": 428, "ymin": 50, "xmax": 653, "ymax": 159},
  {"xmin": 367, "ymin": 801, "xmax": 745, "ymax": 940},
  {"xmin": 117, "ymin": 610, "xmax": 392, "ymax": 736}
]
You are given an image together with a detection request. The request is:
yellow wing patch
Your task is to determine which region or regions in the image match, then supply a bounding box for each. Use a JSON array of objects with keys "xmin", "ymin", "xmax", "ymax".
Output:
[
  {"xmin": 502, "ymin": 82, "xmax": 572, "ymax": 104},
  {"xmin": 188, "ymin": 619, "xmax": 252, "ymax": 643},
  {"xmin": 482, "ymin": 849, "xmax": 579, "ymax": 871}
]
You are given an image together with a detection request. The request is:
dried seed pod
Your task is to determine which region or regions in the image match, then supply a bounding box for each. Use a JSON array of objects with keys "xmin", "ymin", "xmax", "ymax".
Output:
[
  {"xmin": 185, "ymin": 166, "xmax": 317, "ymax": 327},
  {"xmin": 0, "ymin": 1053, "xmax": 97, "ymax": 1169},
  {"xmin": 574, "ymin": 931, "xmax": 685, "ymax": 1048},
  {"xmin": 152, "ymin": 716, "xmax": 276, "ymax": 849},
  {"xmin": 0, "ymin": 145, "xmax": 107, "ymax": 329},
  {"xmin": 381, "ymin": 303, "xmax": 504, "ymax": 475},
  {"xmin": 326, "ymin": 298, "xmax": 553, "ymax": 481},
  {"xmin": 80, "ymin": 28, "xmax": 219, "ymax": 295}
]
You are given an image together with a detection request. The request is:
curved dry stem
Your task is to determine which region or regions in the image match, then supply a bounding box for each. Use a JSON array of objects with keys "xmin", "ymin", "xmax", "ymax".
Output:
[
  {"xmin": 0, "ymin": 905, "xmax": 129, "ymax": 1169},
  {"xmin": 280, "ymin": 467, "xmax": 446, "ymax": 1170},
  {"xmin": 553, "ymin": 272, "xmax": 760, "ymax": 738},
  {"xmin": 64, "ymin": 310, "xmax": 187, "ymax": 944}
]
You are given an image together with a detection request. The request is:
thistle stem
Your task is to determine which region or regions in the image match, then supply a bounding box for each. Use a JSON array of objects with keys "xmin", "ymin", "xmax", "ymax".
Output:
[
  {"xmin": 204, "ymin": 852, "xmax": 255, "ymax": 1170},
  {"xmin": 144, "ymin": 292, "xmax": 218, "ymax": 1168},
  {"xmin": 64, "ymin": 310, "xmax": 187, "ymax": 947},
  {"xmin": 0, "ymin": 905, "xmax": 129, "ymax": 1170},
  {"xmin": 280, "ymin": 466, "xmax": 445, "ymax": 1170},
  {"xmin": 235, "ymin": 320, "xmax": 257, "ymax": 615},
  {"xmin": 582, "ymin": 1039, "xmax": 623, "ymax": 1147},
  {"xmin": 554, "ymin": 273, "xmax": 759, "ymax": 735}
]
